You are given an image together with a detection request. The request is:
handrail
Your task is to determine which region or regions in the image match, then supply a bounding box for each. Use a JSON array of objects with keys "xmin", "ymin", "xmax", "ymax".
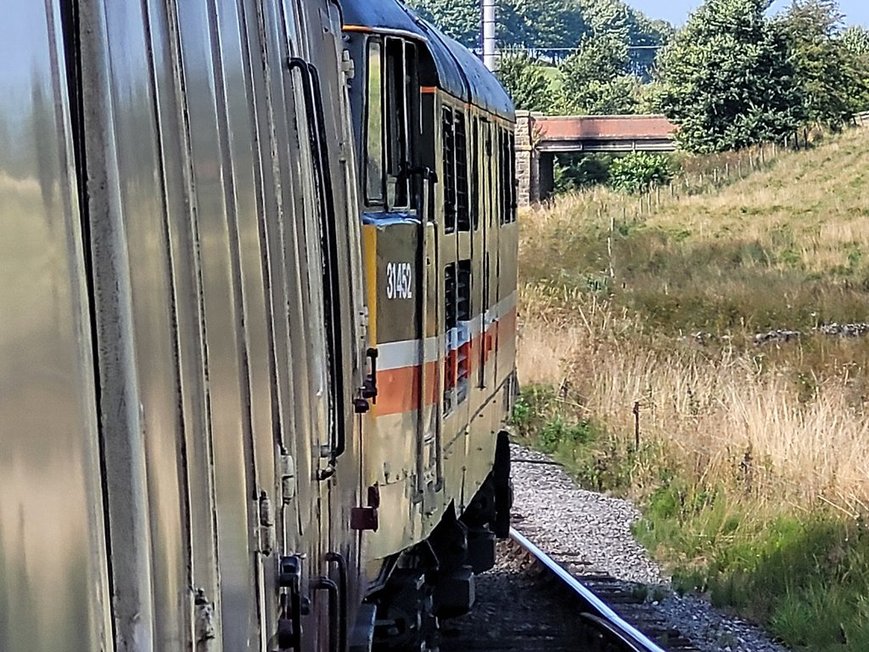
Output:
[
  {"xmin": 311, "ymin": 577, "xmax": 340, "ymax": 652},
  {"xmin": 325, "ymin": 552, "xmax": 349, "ymax": 652},
  {"xmin": 286, "ymin": 57, "xmax": 347, "ymax": 468}
]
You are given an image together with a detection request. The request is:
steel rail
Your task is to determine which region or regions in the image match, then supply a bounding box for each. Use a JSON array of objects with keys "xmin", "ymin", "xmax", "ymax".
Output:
[{"xmin": 509, "ymin": 528, "xmax": 667, "ymax": 652}]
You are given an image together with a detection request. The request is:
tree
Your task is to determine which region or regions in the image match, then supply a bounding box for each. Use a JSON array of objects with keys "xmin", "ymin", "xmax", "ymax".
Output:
[
  {"xmin": 778, "ymin": 0, "xmax": 869, "ymax": 128},
  {"xmin": 654, "ymin": 0, "xmax": 805, "ymax": 153},
  {"xmin": 559, "ymin": 33, "xmax": 641, "ymax": 114},
  {"xmin": 408, "ymin": 0, "xmax": 673, "ymax": 115},
  {"xmin": 406, "ymin": 0, "xmax": 666, "ymax": 52},
  {"xmin": 405, "ymin": 0, "xmax": 480, "ymax": 48},
  {"xmin": 578, "ymin": 0, "xmax": 674, "ymax": 77},
  {"xmin": 841, "ymin": 25, "xmax": 869, "ymax": 113},
  {"xmin": 842, "ymin": 25, "xmax": 869, "ymax": 55},
  {"xmin": 496, "ymin": 52, "xmax": 556, "ymax": 112},
  {"xmin": 499, "ymin": 0, "xmax": 590, "ymax": 49}
]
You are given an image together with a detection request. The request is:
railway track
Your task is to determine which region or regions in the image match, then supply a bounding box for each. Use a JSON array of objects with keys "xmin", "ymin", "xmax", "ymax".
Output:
[
  {"xmin": 440, "ymin": 529, "xmax": 698, "ymax": 651},
  {"xmin": 507, "ymin": 528, "xmax": 684, "ymax": 651}
]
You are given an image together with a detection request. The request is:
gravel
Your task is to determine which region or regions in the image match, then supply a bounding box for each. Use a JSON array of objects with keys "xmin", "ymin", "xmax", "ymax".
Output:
[
  {"xmin": 439, "ymin": 540, "xmax": 590, "ymax": 651},
  {"xmin": 511, "ymin": 444, "xmax": 790, "ymax": 652}
]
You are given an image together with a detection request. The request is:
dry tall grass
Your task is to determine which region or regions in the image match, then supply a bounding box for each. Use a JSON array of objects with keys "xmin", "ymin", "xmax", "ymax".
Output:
[
  {"xmin": 519, "ymin": 287, "xmax": 869, "ymax": 514},
  {"xmin": 518, "ymin": 127, "xmax": 869, "ymax": 516}
]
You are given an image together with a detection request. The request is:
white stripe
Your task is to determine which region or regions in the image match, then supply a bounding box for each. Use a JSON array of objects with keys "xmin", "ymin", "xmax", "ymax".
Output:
[{"xmin": 376, "ymin": 291, "xmax": 517, "ymax": 371}]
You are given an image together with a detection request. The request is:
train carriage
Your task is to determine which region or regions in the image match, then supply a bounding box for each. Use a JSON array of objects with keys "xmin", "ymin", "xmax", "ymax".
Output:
[
  {"xmin": 0, "ymin": 0, "xmax": 517, "ymax": 650},
  {"xmin": 1, "ymin": 0, "xmax": 365, "ymax": 650}
]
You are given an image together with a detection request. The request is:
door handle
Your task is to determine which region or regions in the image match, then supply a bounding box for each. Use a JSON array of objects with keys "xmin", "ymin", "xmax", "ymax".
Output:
[{"xmin": 361, "ymin": 347, "xmax": 379, "ymax": 402}]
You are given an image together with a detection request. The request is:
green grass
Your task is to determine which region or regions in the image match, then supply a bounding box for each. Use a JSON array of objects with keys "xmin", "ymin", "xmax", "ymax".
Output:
[
  {"xmin": 517, "ymin": 126, "xmax": 869, "ymax": 650},
  {"xmin": 521, "ymin": 129, "xmax": 869, "ymax": 336},
  {"xmin": 514, "ymin": 387, "xmax": 869, "ymax": 650},
  {"xmin": 636, "ymin": 491, "xmax": 869, "ymax": 651},
  {"xmin": 512, "ymin": 385, "xmax": 640, "ymax": 493}
]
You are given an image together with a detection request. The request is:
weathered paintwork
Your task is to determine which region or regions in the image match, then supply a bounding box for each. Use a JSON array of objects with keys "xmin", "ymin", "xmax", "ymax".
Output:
[{"xmin": 343, "ymin": 0, "xmax": 519, "ymax": 579}]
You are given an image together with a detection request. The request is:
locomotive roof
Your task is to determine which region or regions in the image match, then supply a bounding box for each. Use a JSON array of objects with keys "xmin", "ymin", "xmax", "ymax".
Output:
[{"xmin": 341, "ymin": 0, "xmax": 515, "ymax": 120}]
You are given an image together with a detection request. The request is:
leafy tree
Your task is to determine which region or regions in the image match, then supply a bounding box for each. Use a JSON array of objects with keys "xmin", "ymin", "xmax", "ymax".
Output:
[
  {"xmin": 405, "ymin": 0, "xmax": 480, "ymax": 48},
  {"xmin": 609, "ymin": 152, "xmax": 673, "ymax": 193},
  {"xmin": 407, "ymin": 0, "xmax": 590, "ymax": 49},
  {"xmin": 554, "ymin": 153, "xmax": 613, "ymax": 192},
  {"xmin": 654, "ymin": 0, "xmax": 805, "ymax": 153},
  {"xmin": 499, "ymin": 0, "xmax": 590, "ymax": 49},
  {"xmin": 496, "ymin": 52, "xmax": 556, "ymax": 112},
  {"xmin": 577, "ymin": 0, "xmax": 634, "ymax": 42},
  {"xmin": 406, "ymin": 0, "xmax": 668, "ymax": 53},
  {"xmin": 777, "ymin": 0, "xmax": 869, "ymax": 128},
  {"xmin": 578, "ymin": 0, "xmax": 673, "ymax": 77},
  {"xmin": 559, "ymin": 33, "xmax": 641, "ymax": 114},
  {"xmin": 407, "ymin": 0, "xmax": 674, "ymax": 115},
  {"xmin": 842, "ymin": 25, "xmax": 869, "ymax": 55},
  {"xmin": 841, "ymin": 26, "xmax": 869, "ymax": 112}
]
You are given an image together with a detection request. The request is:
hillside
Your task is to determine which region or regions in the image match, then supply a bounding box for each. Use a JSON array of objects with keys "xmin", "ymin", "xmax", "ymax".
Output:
[
  {"xmin": 522, "ymin": 128, "xmax": 869, "ymax": 333},
  {"xmin": 516, "ymin": 128, "xmax": 869, "ymax": 651}
]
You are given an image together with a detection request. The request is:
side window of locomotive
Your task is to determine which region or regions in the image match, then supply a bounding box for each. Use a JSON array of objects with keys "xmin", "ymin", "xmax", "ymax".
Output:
[
  {"xmin": 499, "ymin": 128, "xmax": 512, "ymax": 226},
  {"xmin": 442, "ymin": 107, "xmax": 456, "ymax": 233},
  {"xmin": 471, "ymin": 117, "xmax": 480, "ymax": 230},
  {"xmin": 481, "ymin": 118, "xmax": 493, "ymax": 225},
  {"xmin": 508, "ymin": 133, "xmax": 517, "ymax": 222},
  {"xmin": 385, "ymin": 38, "xmax": 411, "ymax": 209},
  {"xmin": 366, "ymin": 41, "xmax": 385, "ymax": 204},
  {"xmin": 455, "ymin": 112, "xmax": 470, "ymax": 231},
  {"xmin": 498, "ymin": 129, "xmax": 511, "ymax": 224}
]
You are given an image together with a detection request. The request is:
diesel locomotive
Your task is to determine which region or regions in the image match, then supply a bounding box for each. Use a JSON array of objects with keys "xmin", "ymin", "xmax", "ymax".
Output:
[{"xmin": 0, "ymin": 0, "xmax": 516, "ymax": 650}]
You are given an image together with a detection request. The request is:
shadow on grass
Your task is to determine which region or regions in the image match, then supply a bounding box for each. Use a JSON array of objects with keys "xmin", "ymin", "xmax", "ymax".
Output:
[{"xmin": 637, "ymin": 491, "xmax": 869, "ymax": 651}]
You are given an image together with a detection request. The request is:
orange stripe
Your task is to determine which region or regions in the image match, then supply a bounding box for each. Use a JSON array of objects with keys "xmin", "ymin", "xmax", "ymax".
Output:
[
  {"xmin": 343, "ymin": 25, "xmax": 373, "ymax": 33},
  {"xmin": 421, "ymin": 86, "xmax": 438, "ymax": 94},
  {"xmin": 374, "ymin": 306, "xmax": 517, "ymax": 416},
  {"xmin": 375, "ymin": 361, "xmax": 438, "ymax": 416}
]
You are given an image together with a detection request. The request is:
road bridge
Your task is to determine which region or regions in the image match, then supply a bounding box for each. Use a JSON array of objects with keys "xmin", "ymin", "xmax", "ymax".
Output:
[{"xmin": 515, "ymin": 112, "xmax": 677, "ymax": 204}]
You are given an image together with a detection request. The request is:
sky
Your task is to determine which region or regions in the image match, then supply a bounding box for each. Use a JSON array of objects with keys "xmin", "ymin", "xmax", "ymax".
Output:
[{"xmin": 626, "ymin": 0, "xmax": 869, "ymax": 26}]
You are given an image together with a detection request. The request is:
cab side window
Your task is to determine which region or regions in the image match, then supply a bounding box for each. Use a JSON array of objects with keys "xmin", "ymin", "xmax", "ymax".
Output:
[
  {"xmin": 365, "ymin": 37, "xmax": 416, "ymax": 209},
  {"xmin": 366, "ymin": 41, "xmax": 384, "ymax": 204}
]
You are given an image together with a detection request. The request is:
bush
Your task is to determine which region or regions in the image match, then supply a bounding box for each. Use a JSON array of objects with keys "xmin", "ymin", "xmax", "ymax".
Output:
[
  {"xmin": 554, "ymin": 153, "xmax": 613, "ymax": 193},
  {"xmin": 609, "ymin": 152, "xmax": 674, "ymax": 193}
]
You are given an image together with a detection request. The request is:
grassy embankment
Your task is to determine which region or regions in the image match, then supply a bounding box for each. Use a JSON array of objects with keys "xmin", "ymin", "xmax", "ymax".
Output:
[{"xmin": 515, "ymin": 129, "xmax": 869, "ymax": 651}]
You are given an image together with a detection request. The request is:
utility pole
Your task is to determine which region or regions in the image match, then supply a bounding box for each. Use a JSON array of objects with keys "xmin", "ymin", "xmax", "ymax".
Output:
[{"xmin": 482, "ymin": 0, "xmax": 497, "ymax": 71}]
